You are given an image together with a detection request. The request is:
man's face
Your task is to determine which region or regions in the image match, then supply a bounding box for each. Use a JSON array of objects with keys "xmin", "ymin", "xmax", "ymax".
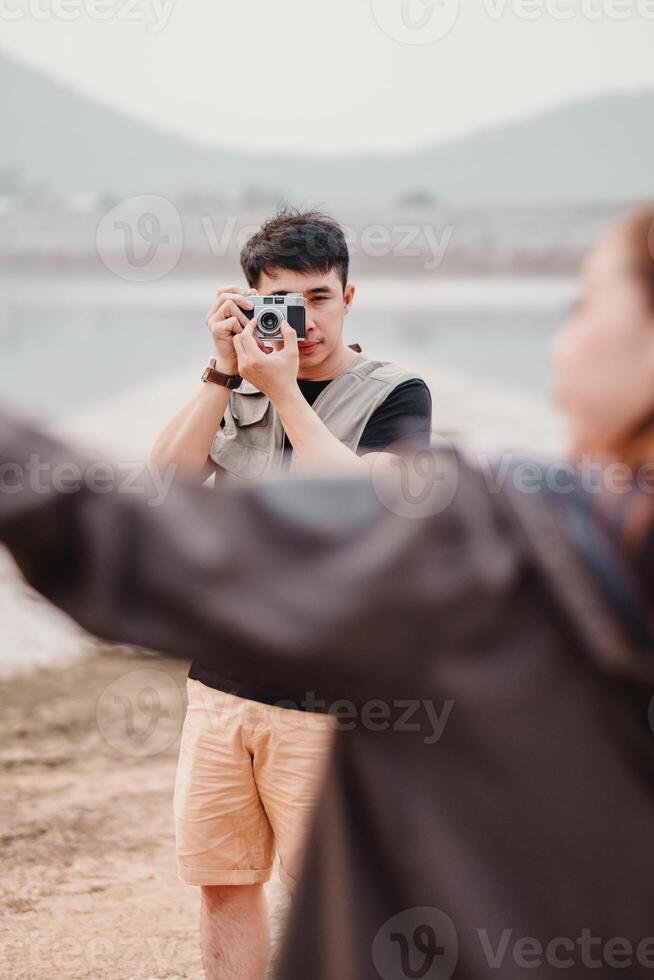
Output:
[{"xmin": 253, "ymin": 267, "xmax": 355, "ymax": 378}]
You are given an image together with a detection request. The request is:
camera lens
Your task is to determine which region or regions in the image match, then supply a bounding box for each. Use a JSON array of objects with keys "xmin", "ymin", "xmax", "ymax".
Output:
[{"xmin": 259, "ymin": 310, "xmax": 281, "ymax": 333}]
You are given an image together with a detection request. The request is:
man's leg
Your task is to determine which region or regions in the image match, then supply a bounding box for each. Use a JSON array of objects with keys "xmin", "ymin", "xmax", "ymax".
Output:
[
  {"xmin": 174, "ymin": 681, "xmax": 276, "ymax": 978},
  {"xmin": 200, "ymin": 884, "xmax": 269, "ymax": 980},
  {"xmin": 252, "ymin": 702, "xmax": 335, "ymax": 890}
]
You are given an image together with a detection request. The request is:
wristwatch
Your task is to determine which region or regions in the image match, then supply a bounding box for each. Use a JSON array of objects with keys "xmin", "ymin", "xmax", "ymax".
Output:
[{"xmin": 201, "ymin": 358, "xmax": 242, "ymax": 390}]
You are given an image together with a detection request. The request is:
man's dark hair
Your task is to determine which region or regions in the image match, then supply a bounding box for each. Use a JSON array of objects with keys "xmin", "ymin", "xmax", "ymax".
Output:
[{"xmin": 240, "ymin": 207, "xmax": 350, "ymax": 292}]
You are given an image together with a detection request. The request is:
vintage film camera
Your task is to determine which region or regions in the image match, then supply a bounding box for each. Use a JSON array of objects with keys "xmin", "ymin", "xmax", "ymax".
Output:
[{"xmin": 245, "ymin": 294, "xmax": 306, "ymax": 342}]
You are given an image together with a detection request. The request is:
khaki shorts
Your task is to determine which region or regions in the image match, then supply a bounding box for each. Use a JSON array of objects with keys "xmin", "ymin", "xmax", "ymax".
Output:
[{"xmin": 174, "ymin": 679, "xmax": 334, "ymax": 889}]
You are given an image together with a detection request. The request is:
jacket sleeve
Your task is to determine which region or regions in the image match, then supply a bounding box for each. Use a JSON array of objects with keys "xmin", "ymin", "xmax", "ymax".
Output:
[{"xmin": 0, "ymin": 413, "xmax": 519, "ymax": 706}]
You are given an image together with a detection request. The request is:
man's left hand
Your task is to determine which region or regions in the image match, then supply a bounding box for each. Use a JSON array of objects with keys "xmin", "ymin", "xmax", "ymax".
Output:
[{"xmin": 233, "ymin": 321, "xmax": 300, "ymax": 403}]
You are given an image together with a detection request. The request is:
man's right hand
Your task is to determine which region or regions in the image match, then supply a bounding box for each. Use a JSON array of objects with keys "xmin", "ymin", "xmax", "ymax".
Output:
[{"xmin": 205, "ymin": 286, "xmax": 256, "ymax": 374}]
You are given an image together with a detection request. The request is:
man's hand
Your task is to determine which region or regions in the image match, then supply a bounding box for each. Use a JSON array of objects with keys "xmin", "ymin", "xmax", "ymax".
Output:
[
  {"xmin": 233, "ymin": 322, "xmax": 300, "ymax": 404},
  {"xmin": 205, "ymin": 286, "xmax": 257, "ymax": 374}
]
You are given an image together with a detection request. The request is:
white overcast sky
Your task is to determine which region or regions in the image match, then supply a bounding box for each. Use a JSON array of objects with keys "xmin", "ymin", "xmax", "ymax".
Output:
[{"xmin": 1, "ymin": 0, "xmax": 653, "ymax": 154}]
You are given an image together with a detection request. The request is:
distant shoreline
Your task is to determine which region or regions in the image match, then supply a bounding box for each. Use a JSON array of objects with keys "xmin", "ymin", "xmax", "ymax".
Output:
[
  {"xmin": 0, "ymin": 254, "xmax": 584, "ymax": 278},
  {"xmin": 0, "ymin": 271, "xmax": 578, "ymax": 312}
]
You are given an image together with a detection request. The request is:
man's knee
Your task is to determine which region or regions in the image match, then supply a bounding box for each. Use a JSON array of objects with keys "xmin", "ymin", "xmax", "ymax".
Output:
[{"xmin": 201, "ymin": 883, "xmax": 262, "ymax": 910}]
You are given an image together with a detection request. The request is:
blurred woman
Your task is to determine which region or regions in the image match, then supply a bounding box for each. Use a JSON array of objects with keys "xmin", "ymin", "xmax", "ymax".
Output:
[{"xmin": 549, "ymin": 206, "xmax": 654, "ymax": 636}]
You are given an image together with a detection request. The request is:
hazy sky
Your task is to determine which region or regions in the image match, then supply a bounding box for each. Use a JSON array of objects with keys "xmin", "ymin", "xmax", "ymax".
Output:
[{"xmin": 1, "ymin": 0, "xmax": 653, "ymax": 154}]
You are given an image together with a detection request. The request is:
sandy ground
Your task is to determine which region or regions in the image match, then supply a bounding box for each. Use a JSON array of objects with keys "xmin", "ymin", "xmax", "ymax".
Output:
[{"xmin": 0, "ymin": 648, "xmax": 289, "ymax": 980}]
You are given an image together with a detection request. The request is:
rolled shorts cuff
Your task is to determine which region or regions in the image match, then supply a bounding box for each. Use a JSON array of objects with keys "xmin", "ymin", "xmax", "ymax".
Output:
[{"xmin": 177, "ymin": 864, "xmax": 273, "ymax": 887}]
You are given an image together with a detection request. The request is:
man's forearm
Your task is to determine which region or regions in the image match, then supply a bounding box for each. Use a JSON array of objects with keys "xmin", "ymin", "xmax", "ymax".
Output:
[
  {"xmin": 150, "ymin": 382, "xmax": 230, "ymax": 480},
  {"xmin": 273, "ymin": 387, "xmax": 367, "ymax": 474}
]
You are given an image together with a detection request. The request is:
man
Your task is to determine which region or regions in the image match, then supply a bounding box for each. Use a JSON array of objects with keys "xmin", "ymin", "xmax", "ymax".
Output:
[
  {"xmin": 151, "ymin": 207, "xmax": 432, "ymax": 480},
  {"xmin": 150, "ymin": 208, "xmax": 432, "ymax": 978}
]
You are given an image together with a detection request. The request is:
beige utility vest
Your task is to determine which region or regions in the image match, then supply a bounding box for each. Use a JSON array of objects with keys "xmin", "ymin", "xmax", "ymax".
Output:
[{"xmin": 209, "ymin": 351, "xmax": 422, "ymax": 481}]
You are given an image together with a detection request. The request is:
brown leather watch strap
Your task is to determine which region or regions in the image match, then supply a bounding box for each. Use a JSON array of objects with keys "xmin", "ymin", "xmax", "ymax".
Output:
[{"xmin": 201, "ymin": 361, "xmax": 242, "ymax": 390}]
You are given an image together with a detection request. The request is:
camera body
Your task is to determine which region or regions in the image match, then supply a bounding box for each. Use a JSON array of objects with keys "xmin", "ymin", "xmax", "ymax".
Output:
[{"xmin": 244, "ymin": 294, "xmax": 306, "ymax": 342}]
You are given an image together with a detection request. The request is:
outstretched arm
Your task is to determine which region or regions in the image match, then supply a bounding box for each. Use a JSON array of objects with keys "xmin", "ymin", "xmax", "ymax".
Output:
[{"xmin": 0, "ymin": 413, "xmax": 515, "ymax": 707}]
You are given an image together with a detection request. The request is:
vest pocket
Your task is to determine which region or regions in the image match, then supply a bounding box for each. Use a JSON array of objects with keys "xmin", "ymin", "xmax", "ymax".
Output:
[
  {"xmin": 210, "ymin": 390, "xmax": 273, "ymax": 480},
  {"xmin": 230, "ymin": 391, "xmax": 270, "ymax": 427},
  {"xmin": 210, "ymin": 432, "xmax": 271, "ymax": 480}
]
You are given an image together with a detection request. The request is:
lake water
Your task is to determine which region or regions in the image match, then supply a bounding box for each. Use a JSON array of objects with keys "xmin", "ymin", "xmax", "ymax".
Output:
[{"xmin": 0, "ymin": 275, "xmax": 577, "ymax": 422}]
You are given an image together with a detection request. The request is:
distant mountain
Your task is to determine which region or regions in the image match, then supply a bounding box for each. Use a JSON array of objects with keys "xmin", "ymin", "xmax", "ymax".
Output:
[{"xmin": 1, "ymin": 49, "xmax": 653, "ymax": 205}]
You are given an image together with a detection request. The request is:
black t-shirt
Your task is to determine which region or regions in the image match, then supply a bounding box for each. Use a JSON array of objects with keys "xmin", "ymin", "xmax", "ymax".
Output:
[
  {"xmin": 291, "ymin": 377, "xmax": 432, "ymax": 454},
  {"xmin": 220, "ymin": 378, "xmax": 432, "ymax": 456},
  {"xmin": 220, "ymin": 378, "xmax": 433, "ymax": 454}
]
